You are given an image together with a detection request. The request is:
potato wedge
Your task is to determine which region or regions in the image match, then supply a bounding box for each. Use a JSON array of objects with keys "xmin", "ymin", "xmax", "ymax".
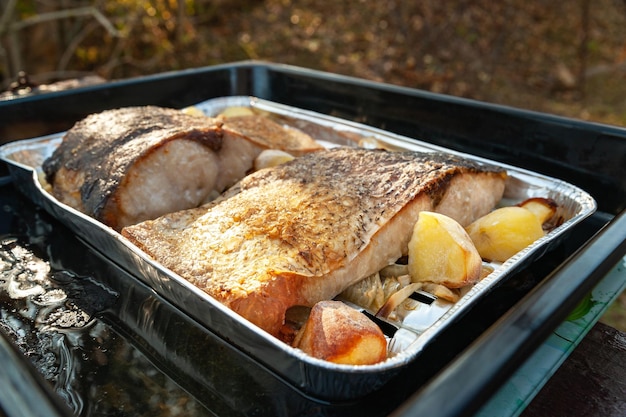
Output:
[
  {"xmin": 253, "ymin": 149, "xmax": 295, "ymax": 171},
  {"xmin": 408, "ymin": 211, "xmax": 482, "ymax": 288},
  {"xmin": 517, "ymin": 197, "xmax": 558, "ymax": 225},
  {"xmin": 465, "ymin": 206, "xmax": 545, "ymax": 262},
  {"xmin": 293, "ymin": 301, "xmax": 387, "ymax": 365}
]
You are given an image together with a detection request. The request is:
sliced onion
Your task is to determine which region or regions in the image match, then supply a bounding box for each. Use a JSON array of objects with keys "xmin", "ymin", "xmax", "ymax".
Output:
[
  {"xmin": 375, "ymin": 282, "xmax": 423, "ymax": 319},
  {"xmin": 379, "ymin": 263, "xmax": 409, "ymax": 278},
  {"xmin": 420, "ymin": 282, "xmax": 460, "ymax": 303},
  {"xmin": 338, "ymin": 272, "xmax": 384, "ymax": 310}
]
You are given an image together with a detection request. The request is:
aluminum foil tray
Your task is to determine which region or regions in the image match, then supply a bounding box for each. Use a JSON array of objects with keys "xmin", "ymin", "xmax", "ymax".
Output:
[{"xmin": 0, "ymin": 96, "xmax": 597, "ymax": 401}]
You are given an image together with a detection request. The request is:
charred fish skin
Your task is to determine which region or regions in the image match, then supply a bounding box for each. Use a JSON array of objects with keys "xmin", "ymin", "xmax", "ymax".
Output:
[
  {"xmin": 42, "ymin": 106, "xmax": 325, "ymax": 232},
  {"xmin": 43, "ymin": 106, "xmax": 224, "ymax": 230},
  {"xmin": 43, "ymin": 106, "xmax": 223, "ymax": 188},
  {"xmin": 122, "ymin": 148, "xmax": 507, "ymax": 338}
]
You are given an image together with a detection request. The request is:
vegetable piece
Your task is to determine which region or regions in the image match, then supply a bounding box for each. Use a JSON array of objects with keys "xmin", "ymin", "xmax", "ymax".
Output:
[
  {"xmin": 420, "ymin": 283, "xmax": 461, "ymax": 303},
  {"xmin": 338, "ymin": 272, "xmax": 385, "ymax": 311},
  {"xmin": 181, "ymin": 106, "xmax": 206, "ymax": 117},
  {"xmin": 293, "ymin": 301, "xmax": 387, "ymax": 365},
  {"xmin": 382, "ymin": 274, "xmax": 410, "ymax": 302},
  {"xmin": 517, "ymin": 197, "xmax": 558, "ymax": 225},
  {"xmin": 376, "ymin": 282, "xmax": 423, "ymax": 318},
  {"xmin": 465, "ymin": 206, "xmax": 545, "ymax": 262},
  {"xmin": 379, "ymin": 263, "xmax": 409, "ymax": 278},
  {"xmin": 253, "ymin": 149, "xmax": 295, "ymax": 171},
  {"xmin": 408, "ymin": 211, "xmax": 482, "ymax": 288},
  {"xmin": 219, "ymin": 106, "xmax": 255, "ymax": 117}
]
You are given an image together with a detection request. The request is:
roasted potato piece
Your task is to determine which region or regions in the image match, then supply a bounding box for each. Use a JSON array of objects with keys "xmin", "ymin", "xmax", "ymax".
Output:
[
  {"xmin": 293, "ymin": 301, "xmax": 387, "ymax": 365},
  {"xmin": 517, "ymin": 197, "xmax": 558, "ymax": 225},
  {"xmin": 408, "ymin": 211, "xmax": 482, "ymax": 288},
  {"xmin": 253, "ymin": 149, "xmax": 295, "ymax": 171},
  {"xmin": 181, "ymin": 106, "xmax": 206, "ymax": 117},
  {"xmin": 219, "ymin": 106, "xmax": 255, "ymax": 117},
  {"xmin": 465, "ymin": 206, "xmax": 545, "ymax": 262}
]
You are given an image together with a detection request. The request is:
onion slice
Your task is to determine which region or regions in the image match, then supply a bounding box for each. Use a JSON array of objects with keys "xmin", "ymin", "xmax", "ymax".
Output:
[{"xmin": 375, "ymin": 282, "xmax": 423, "ymax": 319}]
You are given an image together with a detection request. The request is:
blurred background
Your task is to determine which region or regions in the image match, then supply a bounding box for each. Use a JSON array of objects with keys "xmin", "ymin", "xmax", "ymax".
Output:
[{"xmin": 1, "ymin": 0, "xmax": 625, "ymax": 329}]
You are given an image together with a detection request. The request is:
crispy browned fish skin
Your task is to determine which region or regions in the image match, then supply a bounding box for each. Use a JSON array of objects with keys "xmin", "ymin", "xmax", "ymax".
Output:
[
  {"xmin": 43, "ymin": 107, "xmax": 324, "ymax": 231},
  {"xmin": 43, "ymin": 106, "xmax": 224, "ymax": 230},
  {"xmin": 122, "ymin": 148, "xmax": 507, "ymax": 337}
]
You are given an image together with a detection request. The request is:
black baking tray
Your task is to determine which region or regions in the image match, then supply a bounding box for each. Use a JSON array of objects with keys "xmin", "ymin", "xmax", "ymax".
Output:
[{"xmin": 1, "ymin": 61, "xmax": 625, "ymax": 417}]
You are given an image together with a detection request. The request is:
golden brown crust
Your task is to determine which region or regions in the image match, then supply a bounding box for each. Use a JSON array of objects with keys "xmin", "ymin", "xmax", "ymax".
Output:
[{"xmin": 122, "ymin": 148, "xmax": 507, "ymax": 337}]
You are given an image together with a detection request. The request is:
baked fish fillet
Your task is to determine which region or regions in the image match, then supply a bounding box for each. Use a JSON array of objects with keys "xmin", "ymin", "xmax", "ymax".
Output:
[
  {"xmin": 42, "ymin": 106, "xmax": 322, "ymax": 231},
  {"xmin": 122, "ymin": 148, "xmax": 507, "ymax": 338}
]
